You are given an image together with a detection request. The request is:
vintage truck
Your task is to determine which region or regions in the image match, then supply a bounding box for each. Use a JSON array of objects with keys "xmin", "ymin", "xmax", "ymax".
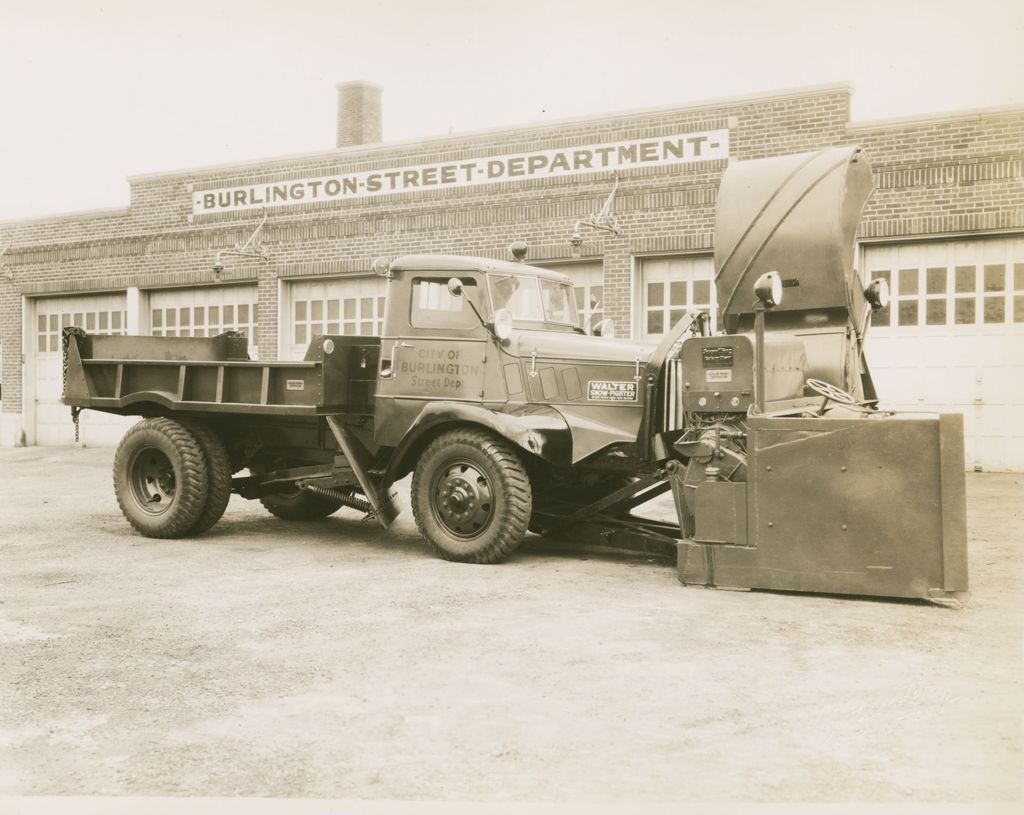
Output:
[{"xmin": 62, "ymin": 145, "xmax": 968, "ymax": 604}]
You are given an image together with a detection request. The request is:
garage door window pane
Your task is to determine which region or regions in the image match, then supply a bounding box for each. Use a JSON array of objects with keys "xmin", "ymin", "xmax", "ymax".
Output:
[
  {"xmin": 224, "ymin": 305, "xmax": 234, "ymax": 324},
  {"xmin": 295, "ymin": 301, "xmax": 306, "ymax": 321},
  {"xmin": 926, "ymin": 268, "xmax": 947, "ymax": 294},
  {"xmin": 238, "ymin": 304, "xmax": 249, "ymax": 324},
  {"xmin": 209, "ymin": 306, "xmax": 219, "ymax": 325},
  {"xmin": 1015, "ymin": 263, "xmax": 1024, "ymax": 291},
  {"xmin": 669, "ymin": 281, "xmax": 687, "ymax": 306},
  {"xmin": 1015, "ymin": 295, "xmax": 1024, "ymax": 323},
  {"xmin": 344, "ymin": 299, "xmax": 355, "ymax": 319},
  {"xmin": 955, "ymin": 266, "xmax": 976, "ymax": 293},
  {"xmin": 984, "ymin": 265, "xmax": 1006, "ymax": 292},
  {"xmin": 693, "ymin": 280, "xmax": 711, "ymax": 304},
  {"xmin": 955, "ymin": 298, "xmax": 976, "ymax": 324},
  {"xmin": 925, "ymin": 300, "xmax": 946, "ymax": 325},
  {"xmin": 647, "ymin": 282, "xmax": 663, "ymax": 308},
  {"xmin": 86, "ymin": 313, "xmax": 95, "ymax": 330},
  {"xmin": 178, "ymin": 309, "xmax": 189, "ymax": 328},
  {"xmin": 898, "ymin": 301, "xmax": 918, "ymax": 326},
  {"xmin": 311, "ymin": 301, "xmax": 322, "ymax": 322},
  {"xmin": 328, "ymin": 300, "xmax": 339, "ymax": 321},
  {"xmin": 295, "ymin": 324, "xmax": 306, "ymax": 344},
  {"xmin": 984, "ymin": 297, "xmax": 1005, "ymax": 323},
  {"xmin": 647, "ymin": 311, "xmax": 664, "ymax": 334},
  {"xmin": 898, "ymin": 269, "xmax": 919, "ymax": 295}
]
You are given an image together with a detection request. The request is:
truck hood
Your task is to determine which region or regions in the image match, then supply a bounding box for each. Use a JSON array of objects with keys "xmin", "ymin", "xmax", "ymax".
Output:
[{"xmin": 510, "ymin": 330, "xmax": 656, "ymax": 362}]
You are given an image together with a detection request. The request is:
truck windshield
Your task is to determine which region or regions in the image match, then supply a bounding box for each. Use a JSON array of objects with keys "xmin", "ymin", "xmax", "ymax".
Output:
[{"xmin": 489, "ymin": 274, "xmax": 578, "ymax": 327}]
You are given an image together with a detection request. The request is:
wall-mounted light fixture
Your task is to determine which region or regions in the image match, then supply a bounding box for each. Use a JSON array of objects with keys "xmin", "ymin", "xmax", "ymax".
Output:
[
  {"xmin": 570, "ymin": 173, "xmax": 621, "ymax": 257},
  {"xmin": 213, "ymin": 209, "xmax": 270, "ymax": 282}
]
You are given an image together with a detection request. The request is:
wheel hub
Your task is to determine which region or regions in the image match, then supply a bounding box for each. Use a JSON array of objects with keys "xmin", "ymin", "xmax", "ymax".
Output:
[
  {"xmin": 434, "ymin": 461, "xmax": 494, "ymax": 538},
  {"xmin": 129, "ymin": 447, "xmax": 176, "ymax": 516}
]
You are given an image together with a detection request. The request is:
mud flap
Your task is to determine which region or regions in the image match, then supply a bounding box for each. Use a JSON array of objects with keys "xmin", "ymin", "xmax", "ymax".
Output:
[{"xmin": 678, "ymin": 413, "xmax": 969, "ymax": 605}]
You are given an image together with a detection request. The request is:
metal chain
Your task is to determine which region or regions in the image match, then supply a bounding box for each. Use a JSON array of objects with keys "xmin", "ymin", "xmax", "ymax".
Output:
[{"xmin": 61, "ymin": 327, "xmax": 86, "ymax": 443}]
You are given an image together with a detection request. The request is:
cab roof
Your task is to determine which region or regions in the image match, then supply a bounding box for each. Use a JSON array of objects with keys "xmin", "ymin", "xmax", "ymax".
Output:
[{"xmin": 389, "ymin": 254, "xmax": 572, "ymax": 283}]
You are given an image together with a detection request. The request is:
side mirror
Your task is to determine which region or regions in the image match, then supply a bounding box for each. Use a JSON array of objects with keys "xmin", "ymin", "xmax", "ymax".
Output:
[
  {"xmin": 447, "ymin": 277, "xmax": 464, "ymax": 297},
  {"xmin": 591, "ymin": 318, "xmax": 615, "ymax": 338}
]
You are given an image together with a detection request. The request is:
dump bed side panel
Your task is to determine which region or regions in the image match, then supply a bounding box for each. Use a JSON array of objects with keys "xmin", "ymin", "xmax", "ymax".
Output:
[{"xmin": 63, "ymin": 331, "xmax": 379, "ymax": 417}]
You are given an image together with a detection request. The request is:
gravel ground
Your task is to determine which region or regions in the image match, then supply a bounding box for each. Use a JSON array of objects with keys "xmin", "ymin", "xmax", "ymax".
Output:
[{"xmin": 0, "ymin": 446, "xmax": 1021, "ymax": 804}]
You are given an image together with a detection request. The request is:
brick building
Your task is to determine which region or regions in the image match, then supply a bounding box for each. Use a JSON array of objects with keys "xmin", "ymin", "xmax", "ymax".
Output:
[{"xmin": 1, "ymin": 81, "xmax": 1021, "ymax": 468}]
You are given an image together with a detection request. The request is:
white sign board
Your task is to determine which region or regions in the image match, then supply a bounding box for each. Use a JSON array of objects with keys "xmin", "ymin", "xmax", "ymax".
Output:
[{"xmin": 192, "ymin": 129, "xmax": 729, "ymax": 215}]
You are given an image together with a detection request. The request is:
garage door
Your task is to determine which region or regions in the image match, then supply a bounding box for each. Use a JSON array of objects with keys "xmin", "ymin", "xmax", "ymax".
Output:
[
  {"xmin": 150, "ymin": 285, "xmax": 258, "ymax": 355},
  {"xmin": 285, "ymin": 276, "xmax": 387, "ymax": 360},
  {"xmin": 862, "ymin": 236, "xmax": 1024, "ymax": 471},
  {"xmin": 32, "ymin": 292, "xmax": 132, "ymax": 446},
  {"xmin": 639, "ymin": 255, "xmax": 716, "ymax": 339}
]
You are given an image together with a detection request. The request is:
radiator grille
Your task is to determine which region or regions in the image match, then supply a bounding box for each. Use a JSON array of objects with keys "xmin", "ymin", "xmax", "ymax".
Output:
[{"xmin": 663, "ymin": 357, "xmax": 685, "ymax": 431}]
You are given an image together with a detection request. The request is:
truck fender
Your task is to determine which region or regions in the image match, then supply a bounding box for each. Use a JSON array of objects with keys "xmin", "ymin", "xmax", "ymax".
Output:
[{"xmin": 383, "ymin": 402, "xmax": 572, "ymax": 485}]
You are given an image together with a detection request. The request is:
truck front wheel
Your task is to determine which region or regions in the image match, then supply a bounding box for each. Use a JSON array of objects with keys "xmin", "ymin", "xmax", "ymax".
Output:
[
  {"xmin": 113, "ymin": 418, "xmax": 210, "ymax": 538},
  {"xmin": 411, "ymin": 428, "xmax": 532, "ymax": 564}
]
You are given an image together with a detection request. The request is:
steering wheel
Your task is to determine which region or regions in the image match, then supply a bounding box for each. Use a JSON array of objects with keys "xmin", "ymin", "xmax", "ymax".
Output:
[{"xmin": 805, "ymin": 378, "xmax": 875, "ymax": 415}]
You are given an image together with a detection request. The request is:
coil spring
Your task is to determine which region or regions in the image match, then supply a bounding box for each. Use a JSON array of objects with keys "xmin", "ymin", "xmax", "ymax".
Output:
[{"xmin": 300, "ymin": 483, "xmax": 373, "ymax": 515}]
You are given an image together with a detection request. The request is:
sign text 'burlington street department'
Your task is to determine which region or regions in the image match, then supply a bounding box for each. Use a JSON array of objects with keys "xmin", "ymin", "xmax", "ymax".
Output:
[{"xmin": 193, "ymin": 129, "xmax": 729, "ymax": 215}]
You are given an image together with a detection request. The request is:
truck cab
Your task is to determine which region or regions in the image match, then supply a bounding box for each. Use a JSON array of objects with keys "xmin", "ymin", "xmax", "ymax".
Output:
[{"xmin": 374, "ymin": 255, "xmax": 657, "ymax": 469}]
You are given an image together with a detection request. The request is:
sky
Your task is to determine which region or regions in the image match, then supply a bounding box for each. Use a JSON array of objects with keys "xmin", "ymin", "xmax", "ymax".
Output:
[{"xmin": 0, "ymin": 0, "xmax": 1021, "ymax": 222}]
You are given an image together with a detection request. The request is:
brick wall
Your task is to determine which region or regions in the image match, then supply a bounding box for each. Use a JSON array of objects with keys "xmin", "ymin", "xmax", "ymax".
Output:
[{"xmin": 2, "ymin": 83, "xmax": 1021, "ymax": 423}]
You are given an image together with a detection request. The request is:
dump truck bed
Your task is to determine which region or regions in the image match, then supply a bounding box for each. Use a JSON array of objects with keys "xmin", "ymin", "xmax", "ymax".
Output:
[{"xmin": 62, "ymin": 332, "xmax": 380, "ymax": 418}]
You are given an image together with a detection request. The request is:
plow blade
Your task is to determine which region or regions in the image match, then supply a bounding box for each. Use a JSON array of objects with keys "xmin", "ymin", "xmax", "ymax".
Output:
[{"xmin": 678, "ymin": 413, "xmax": 969, "ymax": 605}]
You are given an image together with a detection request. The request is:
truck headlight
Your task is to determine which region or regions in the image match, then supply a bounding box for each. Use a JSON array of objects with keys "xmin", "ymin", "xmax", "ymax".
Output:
[
  {"xmin": 754, "ymin": 271, "xmax": 783, "ymax": 309},
  {"xmin": 592, "ymin": 318, "xmax": 615, "ymax": 338},
  {"xmin": 865, "ymin": 278, "xmax": 890, "ymax": 311},
  {"xmin": 493, "ymin": 308, "xmax": 513, "ymax": 341}
]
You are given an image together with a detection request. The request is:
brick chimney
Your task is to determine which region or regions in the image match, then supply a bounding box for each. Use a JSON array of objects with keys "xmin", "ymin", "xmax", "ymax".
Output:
[{"xmin": 336, "ymin": 81, "xmax": 383, "ymax": 148}]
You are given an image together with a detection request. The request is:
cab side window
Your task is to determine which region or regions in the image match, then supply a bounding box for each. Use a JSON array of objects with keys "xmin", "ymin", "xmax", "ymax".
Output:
[{"xmin": 410, "ymin": 277, "xmax": 481, "ymax": 330}]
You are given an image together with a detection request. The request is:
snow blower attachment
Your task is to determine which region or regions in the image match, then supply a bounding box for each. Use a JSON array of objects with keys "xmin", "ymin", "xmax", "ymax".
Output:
[{"xmin": 669, "ymin": 146, "xmax": 968, "ymax": 604}]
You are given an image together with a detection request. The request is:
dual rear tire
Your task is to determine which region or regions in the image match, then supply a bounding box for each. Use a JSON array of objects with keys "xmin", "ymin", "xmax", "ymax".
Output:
[{"xmin": 113, "ymin": 417, "xmax": 232, "ymax": 538}]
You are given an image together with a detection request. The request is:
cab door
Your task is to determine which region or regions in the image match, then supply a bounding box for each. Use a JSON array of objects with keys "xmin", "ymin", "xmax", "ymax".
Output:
[{"xmin": 375, "ymin": 272, "xmax": 501, "ymax": 446}]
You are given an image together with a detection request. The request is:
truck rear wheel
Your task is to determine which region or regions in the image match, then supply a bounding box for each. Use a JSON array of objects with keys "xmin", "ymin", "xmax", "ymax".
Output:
[
  {"xmin": 113, "ymin": 418, "xmax": 210, "ymax": 539},
  {"xmin": 411, "ymin": 428, "xmax": 532, "ymax": 564},
  {"xmin": 259, "ymin": 489, "xmax": 344, "ymax": 520},
  {"xmin": 179, "ymin": 420, "xmax": 233, "ymax": 534}
]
